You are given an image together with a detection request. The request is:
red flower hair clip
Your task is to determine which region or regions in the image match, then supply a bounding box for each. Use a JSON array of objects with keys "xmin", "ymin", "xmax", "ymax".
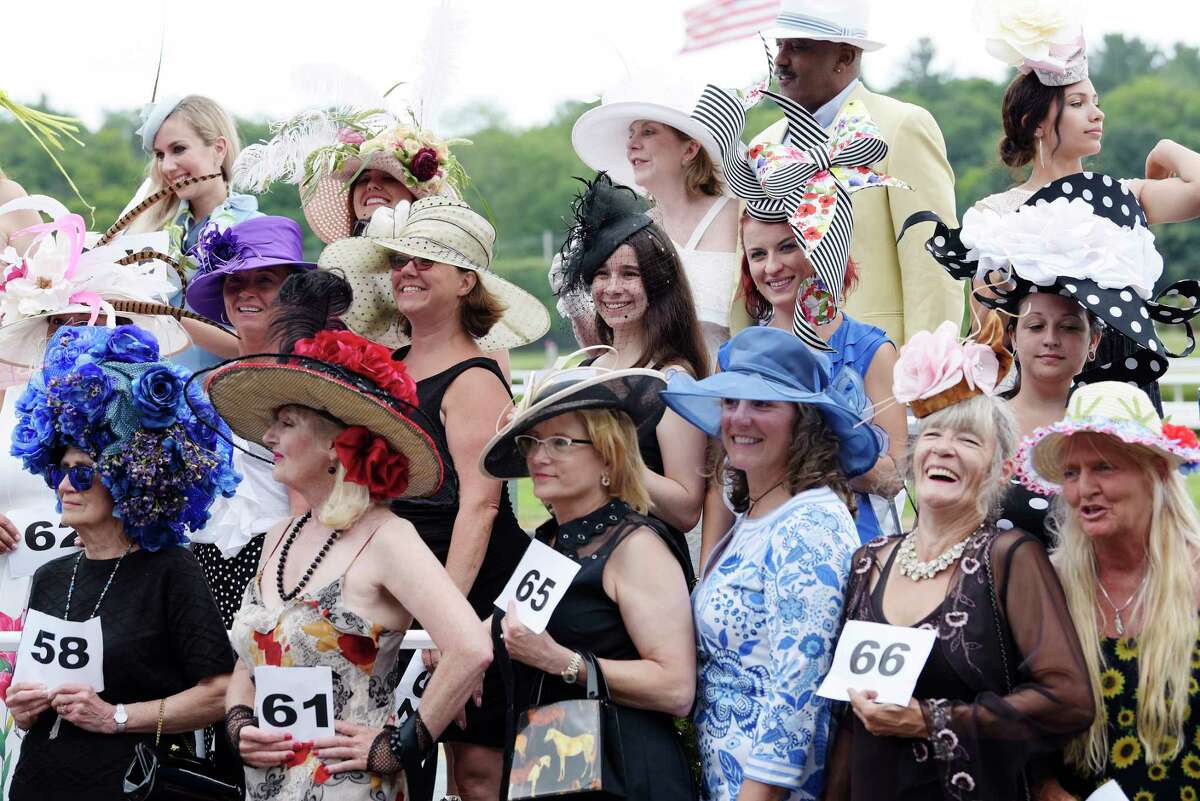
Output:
[{"xmin": 334, "ymin": 426, "xmax": 410, "ymax": 500}]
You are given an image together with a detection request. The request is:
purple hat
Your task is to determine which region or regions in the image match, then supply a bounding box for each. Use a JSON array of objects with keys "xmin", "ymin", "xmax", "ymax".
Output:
[{"xmin": 186, "ymin": 216, "xmax": 316, "ymax": 324}]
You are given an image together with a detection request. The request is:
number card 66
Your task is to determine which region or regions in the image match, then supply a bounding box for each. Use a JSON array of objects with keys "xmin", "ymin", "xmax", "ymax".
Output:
[{"xmin": 817, "ymin": 620, "xmax": 937, "ymax": 707}]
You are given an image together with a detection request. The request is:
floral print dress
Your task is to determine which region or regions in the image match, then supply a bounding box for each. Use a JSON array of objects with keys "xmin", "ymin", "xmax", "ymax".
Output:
[
  {"xmin": 693, "ymin": 486, "xmax": 859, "ymax": 801},
  {"xmin": 1061, "ymin": 624, "xmax": 1200, "ymax": 801},
  {"xmin": 231, "ymin": 573, "xmax": 405, "ymax": 801}
]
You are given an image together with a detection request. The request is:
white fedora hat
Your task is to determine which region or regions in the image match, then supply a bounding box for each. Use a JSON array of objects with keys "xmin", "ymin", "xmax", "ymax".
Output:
[
  {"xmin": 760, "ymin": 0, "xmax": 885, "ymax": 51},
  {"xmin": 572, "ymin": 75, "xmax": 726, "ymax": 192}
]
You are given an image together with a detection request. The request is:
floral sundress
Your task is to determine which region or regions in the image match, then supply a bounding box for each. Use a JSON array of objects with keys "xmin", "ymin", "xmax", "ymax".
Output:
[{"xmin": 231, "ymin": 573, "xmax": 406, "ymax": 801}]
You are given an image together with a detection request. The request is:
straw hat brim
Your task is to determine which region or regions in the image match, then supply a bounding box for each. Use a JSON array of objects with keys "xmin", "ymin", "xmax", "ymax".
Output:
[
  {"xmin": 318, "ymin": 237, "xmax": 550, "ymax": 352},
  {"xmin": 0, "ymin": 305, "xmax": 199, "ymax": 369},
  {"xmin": 302, "ymin": 153, "xmax": 427, "ymax": 244},
  {"xmin": 479, "ymin": 368, "xmax": 667, "ymax": 480},
  {"xmin": 571, "ymin": 103, "xmax": 726, "ymax": 193},
  {"xmin": 1016, "ymin": 418, "xmax": 1200, "ymax": 496},
  {"xmin": 204, "ymin": 361, "xmax": 444, "ymax": 499}
]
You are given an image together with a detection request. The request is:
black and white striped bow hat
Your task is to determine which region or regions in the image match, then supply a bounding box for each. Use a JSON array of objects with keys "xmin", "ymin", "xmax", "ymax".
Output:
[{"xmin": 691, "ymin": 79, "xmax": 906, "ymax": 351}]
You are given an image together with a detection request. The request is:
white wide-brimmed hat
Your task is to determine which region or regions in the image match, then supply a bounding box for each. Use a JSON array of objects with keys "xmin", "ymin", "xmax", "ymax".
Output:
[
  {"xmin": 760, "ymin": 0, "xmax": 885, "ymax": 51},
  {"xmin": 317, "ymin": 197, "xmax": 550, "ymax": 351},
  {"xmin": 572, "ymin": 76, "xmax": 726, "ymax": 191}
]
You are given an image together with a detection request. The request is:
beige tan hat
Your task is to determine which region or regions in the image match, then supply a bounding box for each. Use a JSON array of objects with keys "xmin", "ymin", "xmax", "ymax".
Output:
[{"xmin": 318, "ymin": 196, "xmax": 550, "ymax": 351}]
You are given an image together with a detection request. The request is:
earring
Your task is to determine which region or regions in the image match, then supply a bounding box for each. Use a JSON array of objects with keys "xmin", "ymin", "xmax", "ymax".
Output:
[
  {"xmin": 1087, "ymin": 348, "xmax": 1097, "ymax": 362},
  {"xmin": 328, "ymin": 464, "xmax": 337, "ymax": 475},
  {"xmin": 1038, "ymin": 137, "xmax": 1045, "ymax": 170},
  {"xmin": 601, "ymin": 474, "xmax": 611, "ymax": 488}
]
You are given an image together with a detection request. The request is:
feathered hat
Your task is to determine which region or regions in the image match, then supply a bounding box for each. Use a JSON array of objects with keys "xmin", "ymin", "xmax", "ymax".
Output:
[
  {"xmin": 555, "ymin": 172, "xmax": 656, "ymax": 302},
  {"xmin": 233, "ymin": 107, "xmax": 469, "ymax": 243},
  {"xmin": 0, "ymin": 192, "xmax": 222, "ymax": 368}
]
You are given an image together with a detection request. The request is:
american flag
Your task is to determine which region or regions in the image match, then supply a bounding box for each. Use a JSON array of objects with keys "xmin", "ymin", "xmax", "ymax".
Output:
[{"xmin": 681, "ymin": 0, "xmax": 779, "ymax": 53}]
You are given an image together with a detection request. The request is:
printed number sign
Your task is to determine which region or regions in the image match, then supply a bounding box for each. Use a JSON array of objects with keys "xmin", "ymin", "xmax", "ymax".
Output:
[
  {"xmin": 817, "ymin": 620, "xmax": 936, "ymax": 707},
  {"xmin": 494, "ymin": 539, "xmax": 581, "ymax": 634},
  {"xmin": 11, "ymin": 609, "xmax": 104, "ymax": 691},
  {"xmin": 4, "ymin": 507, "xmax": 82, "ymax": 579},
  {"xmin": 254, "ymin": 666, "xmax": 335, "ymax": 741},
  {"xmin": 393, "ymin": 654, "xmax": 431, "ymax": 724},
  {"xmin": 1086, "ymin": 780, "xmax": 1131, "ymax": 801}
]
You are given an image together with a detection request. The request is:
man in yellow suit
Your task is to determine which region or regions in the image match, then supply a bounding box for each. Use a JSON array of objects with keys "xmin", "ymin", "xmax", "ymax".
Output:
[{"xmin": 744, "ymin": 0, "xmax": 964, "ymax": 344}]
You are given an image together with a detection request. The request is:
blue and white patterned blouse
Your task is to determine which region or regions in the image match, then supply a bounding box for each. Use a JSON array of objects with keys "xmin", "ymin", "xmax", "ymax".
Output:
[{"xmin": 693, "ymin": 486, "xmax": 857, "ymax": 801}]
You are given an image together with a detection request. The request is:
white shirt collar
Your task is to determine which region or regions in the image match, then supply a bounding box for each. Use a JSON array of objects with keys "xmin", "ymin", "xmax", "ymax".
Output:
[{"xmin": 812, "ymin": 79, "xmax": 860, "ymax": 129}]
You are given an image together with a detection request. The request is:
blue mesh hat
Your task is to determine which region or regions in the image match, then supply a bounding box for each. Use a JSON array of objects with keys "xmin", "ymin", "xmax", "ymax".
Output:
[
  {"xmin": 660, "ymin": 326, "xmax": 885, "ymax": 478},
  {"xmin": 11, "ymin": 325, "xmax": 241, "ymax": 550}
]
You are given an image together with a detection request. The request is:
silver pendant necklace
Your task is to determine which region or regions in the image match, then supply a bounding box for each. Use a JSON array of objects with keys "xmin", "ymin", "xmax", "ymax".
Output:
[{"xmin": 1097, "ymin": 572, "xmax": 1148, "ymax": 636}]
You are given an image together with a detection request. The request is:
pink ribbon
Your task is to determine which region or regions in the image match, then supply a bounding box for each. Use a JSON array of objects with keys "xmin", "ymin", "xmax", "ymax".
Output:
[
  {"xmin": 68, "ymin": 290, "xmax": 105, "ymax": 326},
  {"xmin": 11, "ymin": 212, "xmax": 87, "ymax": 279}
]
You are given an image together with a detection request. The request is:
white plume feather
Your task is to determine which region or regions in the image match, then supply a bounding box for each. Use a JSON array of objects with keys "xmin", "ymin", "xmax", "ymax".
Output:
[{"xmin": 233, "ymin": 109, "xmax": 343, "ymax": 193}]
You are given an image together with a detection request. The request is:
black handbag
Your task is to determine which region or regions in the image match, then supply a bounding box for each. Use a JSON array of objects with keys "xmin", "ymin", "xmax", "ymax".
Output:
[
  {"xmin": 123, "ymin": 728, "xmax": 242, "ymax": 801},
  {"xmin": 507, "ymin": 652, "xmax": 626, "ymax": 799}
]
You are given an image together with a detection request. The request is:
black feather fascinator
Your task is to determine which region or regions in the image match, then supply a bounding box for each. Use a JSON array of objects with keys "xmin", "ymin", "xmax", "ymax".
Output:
[
  {"xmin": 558, "ymin": 172, "xmax": 653, "ymax": 297},
  {"xmin": 269, "ymin": 269, "xmax": 354, "ymax": 354}
]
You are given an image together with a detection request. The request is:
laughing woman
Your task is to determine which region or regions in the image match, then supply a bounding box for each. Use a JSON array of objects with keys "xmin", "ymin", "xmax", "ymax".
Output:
[{"xmin": 823, "ymin": 323, "xmax": 1093, "ymax": 801}]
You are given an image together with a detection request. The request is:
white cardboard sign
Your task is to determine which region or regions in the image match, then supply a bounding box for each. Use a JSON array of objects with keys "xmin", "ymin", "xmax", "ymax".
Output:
[
  {"xmin": 817, "ymin": 620, "xmax": 936, "ymax": 707},
  {"xmin": 393, "ymin": 655, "xmax": 432, "ymax": 724},
  {"xmin": 254, "ymin": 665, "xmax": 335, "ymax": 741},
  {"xmin": 4, "ymin": 507, "xmax": 82, "ymax": 579},
  {"xmin": 1086, "ymin": 780, "xmax": 1130, "ymax": 801},
  {"xmin": 11, "ymin": 609, "xmax": 104, "ymax": 691},
  {"xmin": 494, "ymin": 539, "xmax": 581, "ymax": 634}
]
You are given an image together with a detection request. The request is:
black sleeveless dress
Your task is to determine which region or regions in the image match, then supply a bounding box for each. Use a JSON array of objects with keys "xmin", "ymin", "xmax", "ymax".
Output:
[
  {"xmin": 389, "ymin": 353, "xmax": 530, "ymax": 746},
  {"xmin": 516, "ymin": 499, "xmax": 696, "ymax": 800}
]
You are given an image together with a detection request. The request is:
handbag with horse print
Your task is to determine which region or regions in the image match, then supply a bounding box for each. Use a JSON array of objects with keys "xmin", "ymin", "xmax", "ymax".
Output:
[{"xmin": 508, "ymin": 652, "xmax": 626, "ymax": 799}]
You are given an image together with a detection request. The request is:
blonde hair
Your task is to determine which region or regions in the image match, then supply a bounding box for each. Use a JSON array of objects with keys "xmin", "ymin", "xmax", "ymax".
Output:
[
  {"xmin": 1050, "ymin": 437, "xmax": 1200, "ymax": 772},
  {"xmin": 577, "ymin": 408, "xmax": 650, "ymax": 514},
  {"xmin": 318, "ymin": 462, "xmax": 373, "ymax": 529},
  {"xmin": 128, "ymin": 96, "xmax": 242, "ymax": 233},
  {"xmin": 664, "ymin": 126, "xmax": 723, "ymax": 197}
]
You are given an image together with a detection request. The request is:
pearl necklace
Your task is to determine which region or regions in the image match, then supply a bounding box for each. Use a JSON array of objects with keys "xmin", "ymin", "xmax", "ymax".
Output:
[{"xmin": 895, "ymin": 524, "xmax": 983, "ymax": 581}]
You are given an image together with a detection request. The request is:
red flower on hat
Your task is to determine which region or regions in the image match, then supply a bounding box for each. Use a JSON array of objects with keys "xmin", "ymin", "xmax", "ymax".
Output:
[
  {"xmin": 1162, "ymin": 423, "xmax": 1199, "ymax": 449},
  {"xmin": 293, "ymin": 330, "xmax": 418, "ymax": 405},
  {"xmin": 797, "ymin": 202, "xmax": 818, "ymax": 217},
  {"xmin": 334, "ymin": 426, "xmax": 411, "ymax": 500},
  {"xmin": 410, "ymin": 147, "xmax": 440, "ymax": 182}
]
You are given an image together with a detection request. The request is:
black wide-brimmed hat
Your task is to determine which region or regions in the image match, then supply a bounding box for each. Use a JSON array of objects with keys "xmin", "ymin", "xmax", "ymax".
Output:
[
  {"xmin": 901, "ymin": 171, "xmax": 1200, "ymax": 385},
  {"xmin": 479, "ymin": 356, "xmax": 666, "ymax": 481}
]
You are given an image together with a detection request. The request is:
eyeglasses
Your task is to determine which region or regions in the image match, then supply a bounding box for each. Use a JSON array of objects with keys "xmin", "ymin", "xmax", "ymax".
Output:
[
  {"xmin": 48, "ymin": 465, "xmax": 96, "ymax": 492},
  {"xmin": 389, "ymin": 254, "xmax": 438, "ymax": 271},
  {"xmin": 514, "ymin": 435, "xmax": 594, "ymax": 459}
]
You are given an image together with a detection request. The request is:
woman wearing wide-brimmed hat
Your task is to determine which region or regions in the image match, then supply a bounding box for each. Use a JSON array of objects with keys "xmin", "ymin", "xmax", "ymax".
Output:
[
  {"xmin": 320, "ymin": 195, "xmax": 547, "ymax": 799},
  {"xmin": 571, "ymin": 78, "xmax": 738, "ymax": 356},
  {"xmin": 1012, "ymin": 381, "xmax": 1200, "ymax": 800},
  {"xmin": 481, "ymin": 359, "xmax": 697, "ymax": 801},
  {"xmin": 234, "ymin": 106, "xmax": 469, "ymax": 245},
  {"xmin": 661, "ymin": 326, "xmax": 880, "ymax": 801},
  {"xmin": 206, "ymin": 327, "xmax": 492, "ymax": 801}
]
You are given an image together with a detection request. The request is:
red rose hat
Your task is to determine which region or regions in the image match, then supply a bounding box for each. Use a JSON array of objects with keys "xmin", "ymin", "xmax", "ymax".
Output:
[{"xmin": 204, "ymin": 329, "xmax": 443, "ymax": 499}]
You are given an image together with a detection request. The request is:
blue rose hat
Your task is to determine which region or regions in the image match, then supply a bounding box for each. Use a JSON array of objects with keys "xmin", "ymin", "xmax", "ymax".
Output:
[
  {"xmin": 660, "ymin": 326, "xmax": 885, "ymax": 478},
  {"xmin": 11, "ymin": 325, "xmax": 242, "ymax": 550}
]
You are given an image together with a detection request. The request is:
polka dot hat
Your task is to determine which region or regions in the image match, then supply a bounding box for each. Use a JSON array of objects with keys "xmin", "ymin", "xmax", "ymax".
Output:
[{"xmin": 900, "ymin": 171, "xmax": 1200, "ymax": 386}]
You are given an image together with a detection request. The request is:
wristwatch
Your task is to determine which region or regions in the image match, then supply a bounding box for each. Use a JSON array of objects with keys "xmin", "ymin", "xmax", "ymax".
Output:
[
  {"xmin": 113, "ymin": 703, "xmax": 128, "ymax": 733},
  {"xmin": 560, "ymin": 652, "xmax": 583, "ymax": 685}
]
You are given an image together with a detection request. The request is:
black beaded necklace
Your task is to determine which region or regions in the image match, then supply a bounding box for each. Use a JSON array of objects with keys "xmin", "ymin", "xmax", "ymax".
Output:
[{"xmin": 276, "ymin": 512, "xmax": 343, "ymax": 602}]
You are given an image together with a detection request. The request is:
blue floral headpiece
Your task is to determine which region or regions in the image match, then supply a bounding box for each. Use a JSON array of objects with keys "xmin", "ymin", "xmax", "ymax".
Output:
[{"xmin": 11, "ymin": 325, "xmax": 241, "ymax": 550}]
